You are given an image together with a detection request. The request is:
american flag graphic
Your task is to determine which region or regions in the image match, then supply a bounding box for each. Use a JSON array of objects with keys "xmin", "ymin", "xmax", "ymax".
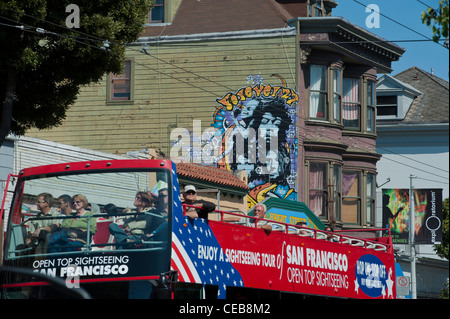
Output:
[{"xmin": 170, "ymin": 166, "xmax": 244, "ymax": 299}]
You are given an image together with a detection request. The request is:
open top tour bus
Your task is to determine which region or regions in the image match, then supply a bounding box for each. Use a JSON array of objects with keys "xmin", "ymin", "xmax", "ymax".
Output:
[{"xmin": 1, "ymin": 159, "xmax": 396, "ymax": 299}]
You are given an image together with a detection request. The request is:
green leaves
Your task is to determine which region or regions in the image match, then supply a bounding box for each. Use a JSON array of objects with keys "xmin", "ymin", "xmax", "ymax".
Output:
[
  {"xmin": 421, "ymin": 0, "xmax": 449, "ymax": 44},
  {"xmin": 0, "ymin": 0, "xmax": 153, "ymax": 138}
]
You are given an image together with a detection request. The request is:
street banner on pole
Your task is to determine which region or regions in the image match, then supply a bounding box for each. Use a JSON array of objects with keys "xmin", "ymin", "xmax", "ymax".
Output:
[{"xmin": 382, "ymin": 189, "xmax": 443, "ymax": 244}]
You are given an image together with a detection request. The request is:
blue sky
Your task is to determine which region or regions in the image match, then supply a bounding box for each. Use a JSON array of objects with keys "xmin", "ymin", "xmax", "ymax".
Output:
[{"xmin": 333, "ymin": 0, "xmax": 449, "ymax": 80}]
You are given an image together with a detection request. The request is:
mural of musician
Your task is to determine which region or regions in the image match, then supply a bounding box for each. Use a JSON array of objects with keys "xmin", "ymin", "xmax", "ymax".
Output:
[{"xmin": 212, "ymin": 75, "xmax": 299, "ymax": 209}]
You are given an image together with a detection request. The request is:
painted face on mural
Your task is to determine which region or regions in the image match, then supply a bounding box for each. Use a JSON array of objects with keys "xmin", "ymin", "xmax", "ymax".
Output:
[
  {"xmin": 259, "ymin": 112, "xmax": 281, "ymax": 138},
  {"xmin": 210, "ymin": 75, "xmax": 300, "ymax": 208},
  {"xmin": 241, "ymin": 100, "xmax": 258, "ymax": 119}
]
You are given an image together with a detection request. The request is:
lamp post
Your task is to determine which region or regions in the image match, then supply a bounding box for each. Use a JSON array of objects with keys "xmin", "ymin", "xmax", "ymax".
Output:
[{"xmin": 409, "ymin": 174, "xmax": 417, "ymax": 299}]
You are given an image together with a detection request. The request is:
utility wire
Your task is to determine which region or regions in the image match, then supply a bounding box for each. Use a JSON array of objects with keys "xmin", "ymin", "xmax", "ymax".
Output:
[
  {"xmin": 352, "ymin": 0, "xmax": 448, "ymax": 49},
  {"xmin": 416, "ymin": 0, "xmax": 433, "ymax": 9}
]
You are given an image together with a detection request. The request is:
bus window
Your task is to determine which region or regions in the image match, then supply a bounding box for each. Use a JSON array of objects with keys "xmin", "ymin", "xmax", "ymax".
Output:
[{"xmin": 4, "ymin": 169, "xmax": 171, "ymax": 260}]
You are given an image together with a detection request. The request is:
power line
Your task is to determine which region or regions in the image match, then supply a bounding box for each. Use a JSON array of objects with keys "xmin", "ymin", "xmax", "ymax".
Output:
[
  {"xmin": 416, "ymin": 176, "xmax": 450, "ymax": 185},
  {"xmin": 352, "ymin": 0, "xmax": 448, "ymax": 49},
  {"xmin": 0, "ymin": 5, "xmax": 107, "ymax": 43},
  {"xmin": 416, "ymin": 0, "xmax": 433, "ymax": 9}
]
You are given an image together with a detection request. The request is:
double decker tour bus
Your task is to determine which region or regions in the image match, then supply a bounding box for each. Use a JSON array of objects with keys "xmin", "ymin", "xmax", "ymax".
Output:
[{"xmin": 1, "ymin": 159, "xmax": 396, "ymax": 299}]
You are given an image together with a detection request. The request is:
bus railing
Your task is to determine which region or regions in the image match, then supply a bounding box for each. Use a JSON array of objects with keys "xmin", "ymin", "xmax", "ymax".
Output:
[{"xmin": 182, "ymin": 204, "xmax": 393, "ymax": 254}]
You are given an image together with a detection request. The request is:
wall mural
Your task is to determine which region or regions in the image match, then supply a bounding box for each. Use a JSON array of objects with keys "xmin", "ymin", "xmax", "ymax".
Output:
[{"xmin": 212, "ymin": 74, "xmax": 299, "ymax": 209}]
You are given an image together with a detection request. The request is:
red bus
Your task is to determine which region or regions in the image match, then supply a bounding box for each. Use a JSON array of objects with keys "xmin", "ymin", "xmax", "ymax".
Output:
[{"xmin": 1, "ymin": 159, "xmax": 396, "ymax": 299}]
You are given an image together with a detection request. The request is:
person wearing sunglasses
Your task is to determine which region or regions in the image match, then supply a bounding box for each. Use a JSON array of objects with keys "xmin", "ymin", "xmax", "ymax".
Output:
[
  {"xmin": 48, "ymin": 194, "xmax": 97, "ymax": 252},
  {"xmin": 182, "ymin": 185, "xmax": 216, "ymax": 220},
  {"xmin": 61, "ymin": 194, "xmax": 97, "ymax": 242},
  {"xmin": 249, "ymin": 204, "xmax": 272, "ymax": 235},
  {"xmin": 21, "ymin": 193, "xmax": 62, "ymax": 253},
  {"xmin": 109, "ymin": 191, "xmax": 156, "ymax": 248}
]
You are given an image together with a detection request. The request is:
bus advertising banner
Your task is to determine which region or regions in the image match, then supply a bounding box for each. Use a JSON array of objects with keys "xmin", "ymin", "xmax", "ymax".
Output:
[
  {"xmin": 172, "ymin": 215, "xmax": 396, "ymax": 299},
  {"xmin": 382, "ymin": 188, "xmax": 443, "ymax": 244}
]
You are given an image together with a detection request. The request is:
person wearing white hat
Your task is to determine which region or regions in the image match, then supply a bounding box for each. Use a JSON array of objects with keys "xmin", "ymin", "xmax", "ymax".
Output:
[{"xmin": 182, "ymin": 185, "xmax": 216, "ymax": 220}]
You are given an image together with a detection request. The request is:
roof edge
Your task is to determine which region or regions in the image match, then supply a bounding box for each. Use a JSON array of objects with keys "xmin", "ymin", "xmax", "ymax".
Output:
[
  {"xmin": 135, "ymin": 27, "xmax": 297, "ymax": 44},
  {"xmin": 289, "ymin": 16, "xmax": 405, "ymax": 56}
]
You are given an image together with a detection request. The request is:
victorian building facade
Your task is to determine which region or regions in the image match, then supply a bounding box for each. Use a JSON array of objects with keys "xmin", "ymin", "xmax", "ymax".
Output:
[{"xmin": 27, "ymin": 0, "xmax": 404, "ymax": 228}]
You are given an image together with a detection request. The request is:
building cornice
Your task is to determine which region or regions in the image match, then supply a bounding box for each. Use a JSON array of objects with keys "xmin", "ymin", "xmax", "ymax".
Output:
[
  {"xmin": 289, "ymin": 17, "xmax": 405, "ymax": 73},
  {"xmin": 135, "ymin": 27, "xmax": 297, "ymax": 45}
]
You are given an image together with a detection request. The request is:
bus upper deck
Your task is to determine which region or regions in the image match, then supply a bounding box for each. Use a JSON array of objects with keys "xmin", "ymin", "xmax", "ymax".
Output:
[{"xmin": 1, "ymin": 159, "xmax": 396, "ymax": 299}]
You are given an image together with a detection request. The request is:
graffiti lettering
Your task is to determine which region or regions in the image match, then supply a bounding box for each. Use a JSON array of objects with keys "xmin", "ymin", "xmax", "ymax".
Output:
[{"xmin": 216, "ymin": 85, "xmax": 299, "ymax": 111}]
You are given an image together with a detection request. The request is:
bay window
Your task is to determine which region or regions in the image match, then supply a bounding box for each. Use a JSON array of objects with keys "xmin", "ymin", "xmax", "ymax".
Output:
[
  {"xmin": 367, "ymin": 81, "xmax": 375, "ymax": 132},
  {"xmin": 309, "ymin": 162, "xmax": 327, "ymax": 218},
  {"xmin": 366, "ymin": 172, "xmax": 376, "ymax": 226},
  {"xmin": 307, "ymin": 163, "xmax": 376, "ymax": 226},
  {"xmin": 332, "ymin": 164, "xmax": 342, "ymax": 221},
  {"xmin": 342, "ymin": 78, "xmax": 361, "ymax": 130},
  {"xmin": 333, "ymin": 68, "xmax": 342, "ymax": 123},
  {"xmin": 309, "ymin": 64, "xmax": 328, "ymax": 119},
  {"xmin": 341, "ymin": 170, "xmax": 377, "ymax": 226},
  {"xmin": 308, "ymin": 63, "xmax": 376, "ymax": 134},
  {"xmin": 342, "ymin": 171, "xmax": 360, "ymax": 224}
]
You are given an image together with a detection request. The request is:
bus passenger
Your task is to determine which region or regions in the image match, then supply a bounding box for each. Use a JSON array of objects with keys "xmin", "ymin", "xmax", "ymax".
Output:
[
  {"xmin": 147, "ymin": 187, "xmax": 169, "ymax": 240},
  {"xmin": 48, "ymin": 194, "xmax": 97, "ymax": 252},
  {"xmin": 57, "ymin": 194, "xmax": 73, "ymax": 216},
  {"xmin": 21, "ymin": 193, "xmax": 62, "ymax": 252},
  {"xmin": 62, "ymin": 194, "xmax": 97, "ymax": 241},
  {"xmin": 296, "ymin": 221, "xmax": 310, "ymax": 236},
  {"xmin": 109, "ymin": 191, "xmax": 156, "ymax": 248},
  {"xmin": 181, "ymin": 185, "xmax": 216, "ymax": 220},
  {"xmin": 325, "ymin": 226, "xmax": 337, "ymax": 242},
  {"xmin": 250, "ymin": 204, "xmax": 272, "ymax": 235},
  {"xmin": 103, "ymin": 203, "xmax": 118, "ymax": 216},
  {"xmin": 154, "ymin": 187, "xmax": 169, "ymax": 216}
]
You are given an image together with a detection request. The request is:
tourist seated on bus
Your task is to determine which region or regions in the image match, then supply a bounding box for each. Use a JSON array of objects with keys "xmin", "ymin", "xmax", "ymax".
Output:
[
  {"xmin": 248, "ymin": 204, "xmax": 272, "ymax": 235},
  {"xmin": 57, "ymin": 194, "xmax": 74, "ymax": 216},
  {"xmin": 47, "ymin": 194, "xmax": 97, "ymax": 252},
  {"xmin": 325, "ymin": 226, "xmax": 337, "ymax": 242},
  {"xmin": 17, "ymin": 193, "xmax": 63, "ymax": 254},
  {"xmin": 103, "ymin": 203, "xmax": 118, "ymax": 216},
  {"xmin": 296, "ymin": 221, "xmax": 312, "ymax": 236},
  {"xmin": 146, "ymin": 187, "xmax": 169, "ymax": 241},
  {"xmin": 109, "ymin": 191, "xmax": 162, "ymax": 248},
  {"xmin": 181, "ymin": 185, "xmax": 216, "ymax": 220}
]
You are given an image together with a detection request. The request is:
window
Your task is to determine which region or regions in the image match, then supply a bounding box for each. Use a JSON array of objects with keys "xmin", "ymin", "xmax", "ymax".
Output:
[
  {"xmin": 366, "ymin": 173, "xmax": 375, "ymax": 226},
  {"xmin": 309, "ymin": 65, "xmax": 328, "ymax": 120},
  {"xmin": 309, "ymin": 162, "xmax": 327, "ymax": 218},
  {"xmin": 342, "ymin": 78, "xmax": 361, "ymax": 130},
  {"xmin": 332, "ymin": 165, "xmax": 342, "ymax": 221},
  {"xmin": 377, "ymin": 95, "xmax": 398, "ymax": 116},
  {"xmin": 333, "ymin": 69, "xmax": 342, "ymax": 123},
  {"xmin": 309, "ymin": 0, "xmax": 323, "ymax": 17},
  {"xmin": 109, "ymin": 60, "xmax": 133, "ymax": 101},
  {"xmin": 367, "ymin": 81, "xmax": 375, "ymax": 132},
  {"xmin": 308, "ymin": 0, "xmax": 319, "ymax": 17},
  {"xmin": 342, "ymin": 171, "xmax": 360, "ymax": 224},
  {"xmin": 148, "ymin": 0, "xmax": 164, "ymax": 23}
]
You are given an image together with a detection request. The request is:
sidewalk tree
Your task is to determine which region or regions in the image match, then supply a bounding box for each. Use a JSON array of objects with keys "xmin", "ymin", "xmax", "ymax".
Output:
[
  {"xmin": 421, "ymin": 0, "xmax": 449, "ymax": 44},
  {"xmin": 0, "ymin": 0, "xmax": 152, "ymax": 146}
]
